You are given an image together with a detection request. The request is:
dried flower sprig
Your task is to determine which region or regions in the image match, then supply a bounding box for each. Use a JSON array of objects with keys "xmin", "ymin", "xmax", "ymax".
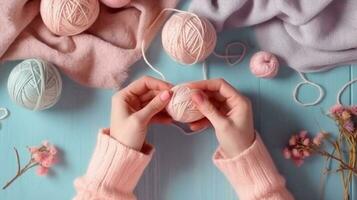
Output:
[
  {"xmin": 283, "ymin": 104, "xmax": 357, "ymax": 200},
  {"xmin": 283, "ymin": 131, "xmax": 328, "ymax": 167},
  {"xmin": 2, "ymin": 141, "xmax": 59, "ymax": 190}
]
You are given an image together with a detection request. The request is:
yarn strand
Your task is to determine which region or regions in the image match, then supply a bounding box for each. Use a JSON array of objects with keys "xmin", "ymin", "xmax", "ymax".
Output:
[
  {"xmin": 336, "ymin": 78, "xmax": 357, "ymax": 105},
  {"xmin": 202, "ymin": 62, "xmax": 208, "ymax": 80},
  {"xmin": 30, "ymin": 60, "xmax": 45, "ymax": 111},
  {"xmin": 141, "ymin": 39, "xmax": 167, "ymax": 80},
  {"xmin": 0, "ymin": 108, "xmax": 9, "ymax": 120},
  {"xmin": 212, "ymin": 41, "xmax": 247, "ymax": 66},
  {"xmin": 141, "ymin": 8, "xmax": 205, "ymax": 81},
  {"xmin": 293, "ymin": 72, "xmax": 325, "ymax": 107}
]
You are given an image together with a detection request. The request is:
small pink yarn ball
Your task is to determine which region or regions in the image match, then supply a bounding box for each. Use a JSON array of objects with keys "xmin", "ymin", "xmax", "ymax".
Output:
[
  {"xmin": 100, "ymin": 0, "xmax": 130, "ymax": 8},
  {"xmin": 249, "ymin": 51, "xmax": 279, "ymax": 79},
  {"xmin": 162, "ymin": 13, "xmax": 217, "ymax": 65},
  {"xmin": 166, "ymin": 85, "xmax": 204, "ymax": 123},
  {"xmin": 40, "ymin": 0, "xmax": 100, "ymax": 36}
]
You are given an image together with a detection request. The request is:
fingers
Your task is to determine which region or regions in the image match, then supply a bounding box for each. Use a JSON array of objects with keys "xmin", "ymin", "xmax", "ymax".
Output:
[
  {"xmin": 189, "ymin": 118, "xmax": 210, "ymax": 131},
  {"xmin": 187, "ymin": 79, "xmax": 241, "ymax": 100},
  {"xmin": 151, "ymin": 113, "xmax": 173, "ymax": 124},
  {"xmin": 191, "ymin": 91, "xmax": 226, "ymax": 126},
  {"xmin": 124, "ymin": 76, "xmax": 173, "ymax": 97},
  {"xmin": 135, "ymin": 90, "xmax": 172, "ymax": 122}
]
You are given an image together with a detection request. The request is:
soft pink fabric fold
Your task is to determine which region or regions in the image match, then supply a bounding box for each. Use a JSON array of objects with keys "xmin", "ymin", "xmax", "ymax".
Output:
[{"xmin": 0, "ymin": 0, "xmax": 178, "ymax": 89}]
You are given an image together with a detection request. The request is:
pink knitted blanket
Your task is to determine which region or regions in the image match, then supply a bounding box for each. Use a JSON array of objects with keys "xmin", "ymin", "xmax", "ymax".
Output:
[{"xmin": 0, "ymin": 0, "xmax": 178, "ymax": 89}]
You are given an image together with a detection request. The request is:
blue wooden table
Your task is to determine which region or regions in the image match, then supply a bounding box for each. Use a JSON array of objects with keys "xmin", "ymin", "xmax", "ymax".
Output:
[{"xmin": 0, "ymin": 2, "xmax": 356, "ymax": 199}]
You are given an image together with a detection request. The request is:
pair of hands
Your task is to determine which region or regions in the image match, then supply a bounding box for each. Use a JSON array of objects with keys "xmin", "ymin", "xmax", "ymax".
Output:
[{"xmin": 110, "ymin": 76, "xmax": 255, "ymax": 158}]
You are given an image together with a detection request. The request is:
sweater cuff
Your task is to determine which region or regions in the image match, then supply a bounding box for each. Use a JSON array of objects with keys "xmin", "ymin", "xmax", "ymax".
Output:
[
  {"xmin": 75, "ymin": 128, "xmax": 154, "ymax": 198},
  {"xmin": 213, "ymin": 135, "xmax": 292, "ymax": 199}
]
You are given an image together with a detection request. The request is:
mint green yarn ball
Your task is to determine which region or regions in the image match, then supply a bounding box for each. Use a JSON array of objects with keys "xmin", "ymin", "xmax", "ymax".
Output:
[{"xmin": 7, "ymin": 59, "xmax": 62, "ymax": 111}]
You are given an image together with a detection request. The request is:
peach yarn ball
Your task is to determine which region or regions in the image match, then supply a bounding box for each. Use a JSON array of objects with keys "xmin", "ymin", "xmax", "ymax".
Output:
[
  {"xmin": 161, "ymin": 13, "xmax": 217, "ymax": 65},
  {"xmin": 100, "ymin": 0, "xmax": 131, "ymax": 8},
  {"xmin": 166, "ymin": 85, "xmax": 204, "ymax": 123},
  {"xmin": 249, "ymin": 51, "xmax": 279, "ymax": 78},
  {"xmin": 40, "ymin": 0, "xmax": 100, "ymax": 36}
]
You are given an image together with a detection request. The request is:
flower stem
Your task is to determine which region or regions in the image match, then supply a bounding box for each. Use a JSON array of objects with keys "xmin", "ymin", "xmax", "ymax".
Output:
[
  {"xmin": 311, "ymin": 146, "xmax": 357, "ymax": 174},
  {"xmin": 2, "ymin": 148, "xmax": 38, "ymax": 190}
]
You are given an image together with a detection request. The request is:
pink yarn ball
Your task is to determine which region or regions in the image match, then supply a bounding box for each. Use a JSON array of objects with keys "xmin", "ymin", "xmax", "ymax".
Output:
[
  {"xmin": 249, "ymin": 51, "xmax": 279, "ymax": 79},
  {"xmin": 162, "ymin": 13, "xmax": 217, "ymax": 65},
  {"xmin": 166, "ymin": 85, "xmax": 204, "ymax": 123},
  {"xmin": 40, "ymin": 0, "xmax": 100, "ymax": 36},
  {"xmin": 100, "ymin": 0, "xmax": 130, "ymax": 8}
]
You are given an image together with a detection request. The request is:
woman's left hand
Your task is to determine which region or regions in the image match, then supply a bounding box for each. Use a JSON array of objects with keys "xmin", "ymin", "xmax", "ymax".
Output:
[{"xmin": 110, "ymin": 76, "xmax": 173, "ymax": 151}]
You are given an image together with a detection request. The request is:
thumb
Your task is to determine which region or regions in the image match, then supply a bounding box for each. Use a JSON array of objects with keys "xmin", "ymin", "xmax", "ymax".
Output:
[
  {"xmin": 135, "ymin": 90, "xmax": 172, "ymax": 122},
  {"xmin": 191, "ymin": 91, "xmax": 226, "ymax": 126}
]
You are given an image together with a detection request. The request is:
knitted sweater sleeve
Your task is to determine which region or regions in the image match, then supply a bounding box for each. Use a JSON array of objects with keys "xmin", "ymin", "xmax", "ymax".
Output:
[
  {"xmin": 73, "ymin": 129, "xmax": 153, "ymax": 200},
  {"xmin": 213, "ymin": 135, "xmax": 294, "ymax": 200}
]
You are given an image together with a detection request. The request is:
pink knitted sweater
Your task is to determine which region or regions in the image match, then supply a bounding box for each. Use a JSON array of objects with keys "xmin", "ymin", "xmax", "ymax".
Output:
[{"xmin": 73, "ymin": 129, "xmax": 294, "ymax": 200}]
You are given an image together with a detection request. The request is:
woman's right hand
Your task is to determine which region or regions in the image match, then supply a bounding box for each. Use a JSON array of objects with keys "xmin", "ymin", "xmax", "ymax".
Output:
[{"xmin": 187, "ymin": 79, "xmax": 256, "ymax": 158}]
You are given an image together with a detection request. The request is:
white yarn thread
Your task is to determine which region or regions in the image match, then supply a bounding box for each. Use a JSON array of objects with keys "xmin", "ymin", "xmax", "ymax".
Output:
[
  {"xmin": 293, "ymin": 72, "xmax": 325, "ymax": 107},
  {"xmin": 212, "ymin": 41, "xmax": 247, "ymax": 66},
  {"xmin": 0, "ymin": 108, "xmax": 9, "ymax": 120},
  {"xmin": 336, "ymin": 78, "xmax": 357, "ymax": 105},
  {"xmin": 202, "ymin": 62, "xmax": 208, "ymax": 80}
]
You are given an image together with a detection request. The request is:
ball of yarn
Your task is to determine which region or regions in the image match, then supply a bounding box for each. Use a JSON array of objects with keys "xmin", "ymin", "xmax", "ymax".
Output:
[
  {"xmin": 40, "ymin": 0, "xmax": 100, "ymax": 36},
  {"xmin": 166, "ymin": 85, "xmax": 204, "ymax": 123},
  {"xmin": 100, "ymin": 0, "xmax": 130, "ymax": 8},
  {"xmin": 7, "ymin": 59, "xmax": 63, "ymax": 111},
  {"xmin": 249, "ymin": 51, "xmax": 279, "ymax": 78},
  {"xmin": 162, "ymin": 13, "xmax": 217, "ymax": 65}
]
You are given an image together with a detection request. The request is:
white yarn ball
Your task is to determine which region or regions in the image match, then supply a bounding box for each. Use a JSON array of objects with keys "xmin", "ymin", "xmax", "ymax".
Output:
[
  {"xmin": 7, "ymin": 59, "xmax": 63, "ymax": 111},
  {"xmin": 166, "ymin": 85, "xmax": 204, "ymax": 123}
]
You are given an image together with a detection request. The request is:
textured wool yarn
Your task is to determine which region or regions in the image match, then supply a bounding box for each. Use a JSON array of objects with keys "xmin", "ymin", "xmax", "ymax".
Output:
[
  {"xmin": 249, "ymin": 51, "xmax": 279, "ymax": 79},
  {"xmin": 100, "ymin": 0, "xmax": 130, "ymax": 8},
  {"xmin": 40, "ymin": 0, "xmax": 100, "ymax": 36},
  {"xmin": 161, "ymin": 13, "xmax": 217, "ymax": 65},
  {"xmin": 7, "ymin": 59, "xmax": 62, "ymax": 111},
  {"xmin": 166, "ymin": 85, "xmax": 204, "ymax": 123}
]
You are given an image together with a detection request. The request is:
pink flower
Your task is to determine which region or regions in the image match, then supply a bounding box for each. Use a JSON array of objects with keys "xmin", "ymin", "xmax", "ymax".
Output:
[
  {"xmin": 303, "ymin": 150, "xmax": 311, "ymax": 157},
  {"xmin": 283, "ymin": 148, "xmax": 291, "ymax": 159},
  {"xmin": 42, "ymin": 155, "xmax": 58, "ymax": 168},
  {"xmin": 330, "ymin": 104, "xmax": 344, "ymax": 115},
  {"xmin": 343, "ymin": 120, "xmax": 355, "ymax": 133},
  {"xmin": 313, "ymin": 132, "xmax": 326, "ymax": 146},
  {"xmin": 350, "ymin": 106, "xmax": 357, "ymax": 115},
  {"xmin": 292, "ymin": 148, "xmax": 300, "ymax": 158},
  {"xmin": 299, "ymin": 130, "xmax": 308, "ymax": 139},
  {"xmin": 3, "ymin": 141, "xmax": 59, "ymax": 190},
  {"xmin": 36, "ymin": 166, "xmax": 49, "ymax": 176},
  {"xmin": 302, "ymin": 138, "xmax": 310, "ymax": 146},
  {"xmin": 341, "ymin": 111, "xmax": 351, "ymax": 120},
  {"xmin": 49, "ymin": 145, "xmax": 57, "ymax": 155},
  {"xmin": 28, "ymin": 147, "xmax": 39, "ymax": 154},
  {"xmin": 289, "ymin": 136, "xmax": 297, "ymax": 146},
  {"xmin": 283, "ymin": 131, "xmax": 317, "ymax": 167},
  {"xmin": 30, "ymin": 141, "xmax": 59, "ymax": 175}
]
